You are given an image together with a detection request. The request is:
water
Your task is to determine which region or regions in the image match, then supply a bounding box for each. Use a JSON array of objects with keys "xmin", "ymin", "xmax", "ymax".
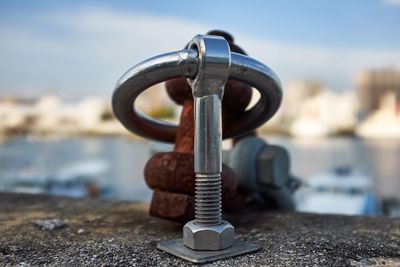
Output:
[
  {"xmin": 269, "ymin": 137, "xmax": 400, "ymax": 200},
  {"xmin": 0, "ymin": 136, "xmax": 399, "ymax": 203},
  {"xmin": 0, "ymin": 137, "xmax": 153, "ymax": 202}
]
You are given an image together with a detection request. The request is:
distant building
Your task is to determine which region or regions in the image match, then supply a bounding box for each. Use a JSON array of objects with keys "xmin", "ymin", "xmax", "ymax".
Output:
[
  {"xmin": 290, "ymin": 90, "xmax": 357, "ymax": 137},
  {"xmin": 0, "ymin": 95, "xmax": 129, "ymax": 137},
  {"xmin": 356, "ymin": 68, "xmax": 400, "ymax": 120},
  {"xmin": 280, "ymin": 80, "xmax": 324, "ymax": 124},
  {"xmin": 356, "ymin": 92, "xmax": 400, "ymax": 139},
  {"xmin": 257, "ymin": 80, "xmax": 323, "ymax": 132},
  {"xmin": 260, "ymin": 80, "xmax": 357, "ymax": 137}
]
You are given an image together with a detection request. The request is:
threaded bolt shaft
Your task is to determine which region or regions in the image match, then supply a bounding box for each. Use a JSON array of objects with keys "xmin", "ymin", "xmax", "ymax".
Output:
[{"xmin": 195, "ymin": 173, "xmax": 222, "ymax": 226}]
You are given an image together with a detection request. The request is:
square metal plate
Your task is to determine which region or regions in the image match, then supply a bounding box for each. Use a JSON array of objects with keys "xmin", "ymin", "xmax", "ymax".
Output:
[{"xmin": 157, "ymin": 239, "xmax": 259, "ymax": 263}]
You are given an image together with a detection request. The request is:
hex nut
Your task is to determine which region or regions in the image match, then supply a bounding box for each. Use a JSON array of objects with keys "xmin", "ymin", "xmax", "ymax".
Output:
[{"xmin": 183, "ymin": 220, "xmax": 235, "ymax": 250}]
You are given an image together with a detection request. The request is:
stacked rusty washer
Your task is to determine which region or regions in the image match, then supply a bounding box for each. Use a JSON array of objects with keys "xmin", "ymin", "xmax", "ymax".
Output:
[{"xmin": 144, "ymin": 31, "xmax": 253, "ymax": 223}]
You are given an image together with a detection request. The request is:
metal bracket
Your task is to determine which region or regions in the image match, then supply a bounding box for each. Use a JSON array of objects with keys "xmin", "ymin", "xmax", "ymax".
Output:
[{"xmin": 158, "ymin": 239, "xmax": 259, "ymax": 263}]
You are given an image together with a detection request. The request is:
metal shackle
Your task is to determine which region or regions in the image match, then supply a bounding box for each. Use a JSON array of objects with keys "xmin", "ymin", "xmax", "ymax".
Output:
[{"xmin": 112, "ymin": 38, "xmax": 283, "ymax": 142}]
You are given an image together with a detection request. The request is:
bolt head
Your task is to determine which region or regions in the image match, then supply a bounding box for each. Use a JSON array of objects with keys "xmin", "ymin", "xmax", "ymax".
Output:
[
  {"xmin": 183, "ymin": 220, "xmax": 235, "ymax": 250},
  {"xmin": 257, "ymin": 145, "xmax": 290, "ymax": 187}
]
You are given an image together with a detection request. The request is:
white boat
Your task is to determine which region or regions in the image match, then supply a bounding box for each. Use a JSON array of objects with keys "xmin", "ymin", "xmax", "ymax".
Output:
[{"xmin": 295, "ymin": 166, "xmax": 380, "ymax": 215}]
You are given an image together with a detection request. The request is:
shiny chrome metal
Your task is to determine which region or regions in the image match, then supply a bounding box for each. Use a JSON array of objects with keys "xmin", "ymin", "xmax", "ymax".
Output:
[
  {"xmin": 187, "ymin": 34, "xmax": 230, "ymax": 99},
  {"xmin": 194, "ymin": 96, "xmax": 222, "ymax": 175},
  {"xmin": 112, "ymin": 46, "xmax": 282, "ymax": 143},
  {"xmin": 183, "ymin": 35, "xmax": 234, "ymax": 251},
  {"xmin": 157, "ymin": 239, "xmax": 258, "ymax": 263},
  {"xmin": 112, "ymin": 49, "xmax": 199, "ymax": 142},
  {"xmin": 183, "ymin": 220, "xmax": 234, "ymax": 250}
]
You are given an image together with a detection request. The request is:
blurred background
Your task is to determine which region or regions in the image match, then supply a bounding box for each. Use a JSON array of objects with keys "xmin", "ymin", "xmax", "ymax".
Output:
[{"xmin": 0, "ymin": 0, "xmax": 399, "ymax": 216}]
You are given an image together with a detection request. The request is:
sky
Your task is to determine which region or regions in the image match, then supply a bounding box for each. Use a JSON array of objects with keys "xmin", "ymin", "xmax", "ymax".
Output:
[{"xmin": 0, "ymin": 0, "xmax": 399, "ymax": 99}]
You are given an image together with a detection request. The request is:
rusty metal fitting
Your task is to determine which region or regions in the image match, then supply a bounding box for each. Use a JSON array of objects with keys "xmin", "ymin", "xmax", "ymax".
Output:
[
  {"xmin": 144, "ymin": 152, "xmax": 236, "ymax": 202},
  {"xmin": 149, "ymin": 190, "xmax": 194, "ymax": 223}
]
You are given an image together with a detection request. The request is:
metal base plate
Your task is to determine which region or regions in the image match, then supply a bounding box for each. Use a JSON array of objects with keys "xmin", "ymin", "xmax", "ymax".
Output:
[{"xmin": 157, "ymin": 239, "xmax": 259, "ymax": 263}]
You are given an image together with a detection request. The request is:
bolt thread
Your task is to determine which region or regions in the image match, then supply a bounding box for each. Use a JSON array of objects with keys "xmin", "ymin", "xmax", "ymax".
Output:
[{"xmin": 195, "ymin": 173, "xmax": 222, "ymax": 226}]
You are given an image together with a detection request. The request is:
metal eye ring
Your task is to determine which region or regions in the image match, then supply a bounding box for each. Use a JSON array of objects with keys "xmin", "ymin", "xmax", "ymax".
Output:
[{"xmin": 112, "ymin": 49, "xmax": 282, "ymax": 142}]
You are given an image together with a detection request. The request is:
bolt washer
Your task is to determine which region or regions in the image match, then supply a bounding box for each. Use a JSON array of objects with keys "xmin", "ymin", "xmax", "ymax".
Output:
[{"xmin": 158, "ymin": 239, "xmax": 258, "ymax": 263}]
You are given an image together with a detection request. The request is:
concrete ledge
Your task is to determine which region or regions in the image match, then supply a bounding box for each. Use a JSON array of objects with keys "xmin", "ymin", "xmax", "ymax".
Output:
[{"xmin": 0, "ymin": 193, "xmax": 399, "ymax": 266}]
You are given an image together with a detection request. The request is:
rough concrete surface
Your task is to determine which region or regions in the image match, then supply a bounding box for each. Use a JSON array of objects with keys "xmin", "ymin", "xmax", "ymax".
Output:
[{"xmin": 0, "ymin": 192, "xmax": 399, "ymax": 266}]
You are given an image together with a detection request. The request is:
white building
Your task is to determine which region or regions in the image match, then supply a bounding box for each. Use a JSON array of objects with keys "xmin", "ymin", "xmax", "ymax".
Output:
[
  {"xmin": 356, "ymin": 92, "xmax": 400, "ymax": 139},
  {"xmin": 0, "ymin": 95, "xmax": 129, "ymax": 137},
  {"xmin": 290, "ymin": 90, "xmax": 357, "ymax": 137}
]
